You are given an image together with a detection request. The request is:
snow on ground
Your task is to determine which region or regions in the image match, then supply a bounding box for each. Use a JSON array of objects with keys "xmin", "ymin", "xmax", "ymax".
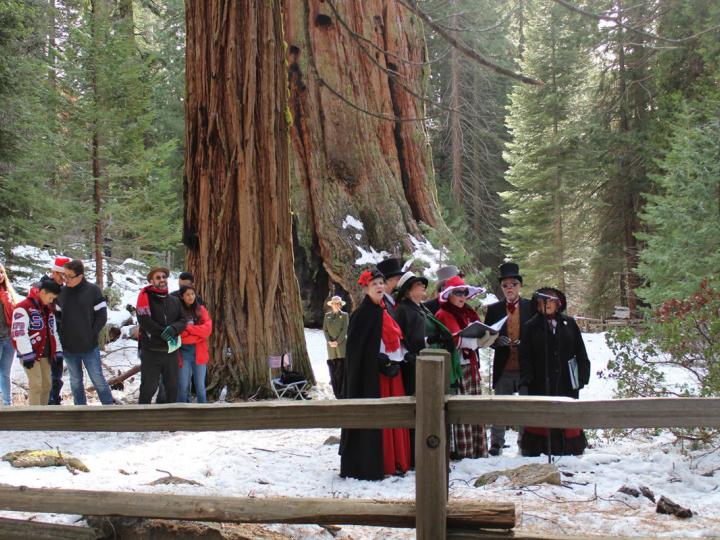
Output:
[{"xmin": 1, "ymin": 256, "xmax": 718, "ymax": 537}]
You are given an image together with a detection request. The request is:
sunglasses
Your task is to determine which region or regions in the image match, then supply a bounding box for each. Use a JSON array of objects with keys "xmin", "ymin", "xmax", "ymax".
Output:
[
  {"xmin": 153, "ymin": 274, "xmax": 168, "ymax": 280},
  {"xmin": 451, "ymin": 289, "xmax": 470, "ymax": 297},
  {"xmin": 501, "ymin": 281, "xmax": 520, "ymax": 289}
]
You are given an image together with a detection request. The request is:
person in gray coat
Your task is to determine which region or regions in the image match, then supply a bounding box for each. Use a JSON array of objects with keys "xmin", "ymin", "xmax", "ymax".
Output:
[{"xmin": 323, "ymin": 295, "xmax": 348, "ymax": 398}]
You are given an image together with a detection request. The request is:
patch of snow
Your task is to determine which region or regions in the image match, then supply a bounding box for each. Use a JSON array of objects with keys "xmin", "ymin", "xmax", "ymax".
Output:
[
  {"xmin": 354, "ymin": 245, "xmax": 390, "ymax": 266},
  {"xmin": 405, "ymin": 236, "xmax": 447, "ymax": 280},
  {"xmin": 341, "ymin": 215, "xmax": 364, "ymax": 231}
]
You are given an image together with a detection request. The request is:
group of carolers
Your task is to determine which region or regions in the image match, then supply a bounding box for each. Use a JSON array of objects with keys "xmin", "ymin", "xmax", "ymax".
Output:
[
  {"xmin": 331, "ymin": 259, "xmax": 591, "ymax": 482},
  {"xmin": 0, "ymin": 258, "xmax": 212, "ymax": 407}
]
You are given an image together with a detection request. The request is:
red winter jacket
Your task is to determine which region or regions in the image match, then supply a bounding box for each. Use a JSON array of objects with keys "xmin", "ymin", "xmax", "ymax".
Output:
[
  {"xmin": 11, "ymin": 296, "xmax": 63, "ymax": 363},
  {"xmin": 179, "ymin": 305, "xmax": 212, "ymax": 365},
  {"xmin": 0, "ymin": 288, "xmax": 14, "ymax": 328}
]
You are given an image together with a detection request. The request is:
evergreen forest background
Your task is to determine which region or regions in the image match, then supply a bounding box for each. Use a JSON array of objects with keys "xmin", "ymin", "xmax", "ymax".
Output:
[{"xmin": 1, "ymin": 0, "xmax": 718, "ymax": 318}]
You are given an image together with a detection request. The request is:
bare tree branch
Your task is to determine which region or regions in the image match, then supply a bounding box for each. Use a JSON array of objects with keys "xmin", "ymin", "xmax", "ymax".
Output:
[{"xmin": 397, "ymin": 0, "xmax": 544, "ymax": 86}]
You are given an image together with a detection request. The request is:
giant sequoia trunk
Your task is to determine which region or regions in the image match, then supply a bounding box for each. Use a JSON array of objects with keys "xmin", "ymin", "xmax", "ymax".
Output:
[
  {"xmin": 284, "ymin": 0, "xmax": 445, "ymax": 323},
  {"xmin": 183, "ymin": 0, "xmax": 312, "ymax": 398}
]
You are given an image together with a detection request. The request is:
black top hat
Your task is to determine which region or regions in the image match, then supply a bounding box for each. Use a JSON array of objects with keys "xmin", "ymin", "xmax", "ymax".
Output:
[
  {"xmin": 498, "ymin": 262, "xmax": 522, "ymax": 284},
  {"xmin": 377, "ymin": 258, "xmax": 405, "ymax": 279}
]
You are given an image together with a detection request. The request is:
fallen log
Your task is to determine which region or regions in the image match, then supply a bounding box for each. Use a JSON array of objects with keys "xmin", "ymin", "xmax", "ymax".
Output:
[
  {"xmin": 105, "ymin": 364, "xmax": 141, "ymax": 389},
  {"xmin": 0, "ymin": 485, "xmax": 515, "ymax": 529}
]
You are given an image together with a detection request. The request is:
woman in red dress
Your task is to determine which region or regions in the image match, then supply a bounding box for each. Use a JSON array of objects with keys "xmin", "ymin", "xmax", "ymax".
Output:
[{"xmin": 340, "ymin": 268, "xmax": 411, "ymax": 480}]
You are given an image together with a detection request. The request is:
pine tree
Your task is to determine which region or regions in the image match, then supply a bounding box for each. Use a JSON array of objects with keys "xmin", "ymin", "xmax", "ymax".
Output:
[
  {"xmin": 637, "ymin": 105, "xmax": 720, "ymax": 305},
  {"xmin": 502, "ymin": 0, "xmax": 596, "ymax": 300},
  {"xmin": 426, "ymin": 0, "xmax": 516, "ymax": 273}
]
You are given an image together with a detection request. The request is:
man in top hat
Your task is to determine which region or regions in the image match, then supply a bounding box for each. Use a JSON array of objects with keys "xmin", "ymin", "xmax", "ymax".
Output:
[
  {"xmin": 376, "ymin": 258, "xmax": 405, "ymax": 317},
  {"xmin": 424, "ymin": 265, "xmax": 462, "ymax": 315},
  {"xmin": 484, "ymin": 262, "xmax": 534, "ymax": 456},
  {"xmin": 136, "ymin": 266, "xmax": 187, "ymax": 404},
  {"xmin": 323, "ymin": 295, "xmax": 349, "ymax": 399},
  {"xmin": 29, "ymin": 256, "xmax": 70, "ymax": 404}
]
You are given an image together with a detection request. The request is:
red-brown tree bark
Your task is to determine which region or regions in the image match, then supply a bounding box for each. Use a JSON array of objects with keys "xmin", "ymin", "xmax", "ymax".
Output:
[
  {"xmin": 284, "ymin": 0, "xmax": 446, "ymax": 321},
  {"xmin": 184, "ymin": 0, "xmax": 312, "ymax": 398}
]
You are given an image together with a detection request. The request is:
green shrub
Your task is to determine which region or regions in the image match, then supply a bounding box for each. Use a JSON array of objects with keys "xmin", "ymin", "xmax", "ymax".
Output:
[{"xmin": 602, "ymin": 280, "xmax": 720, "ymax": 445}]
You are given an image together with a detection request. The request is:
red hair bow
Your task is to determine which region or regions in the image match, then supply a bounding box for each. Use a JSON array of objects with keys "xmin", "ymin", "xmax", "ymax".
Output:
[{"xmin": 357, "ymin": 270, "xmax": 374, "ymax": 287}]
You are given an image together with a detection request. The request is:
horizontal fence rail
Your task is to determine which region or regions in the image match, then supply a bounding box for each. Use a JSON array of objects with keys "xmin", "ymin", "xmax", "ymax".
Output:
[
  {"xmin": 446, "ymin": 396, "xmax": 720, "ymax": 429},
  {"xmin": 0, "ymin": 486, "xmax": 515, "ymax": 530},
  {"xmin": 2, "ymin": 396, "xmax": 718, "ymax": 433},
  {"xmin": 0, "ymin": 398, "xmax": 415, "ymax": 432}
]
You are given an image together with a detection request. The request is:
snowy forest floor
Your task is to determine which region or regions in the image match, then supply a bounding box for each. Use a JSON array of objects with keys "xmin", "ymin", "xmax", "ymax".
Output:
[{"xmin": 1, "ymin": 251, "xmax": 719, "ymax": 538}]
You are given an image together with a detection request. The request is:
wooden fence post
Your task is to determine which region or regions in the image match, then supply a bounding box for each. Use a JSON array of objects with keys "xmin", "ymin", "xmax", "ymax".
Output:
[{"xmin": 416, "ymin": 351, "xmax": 447, "ymax": 540}]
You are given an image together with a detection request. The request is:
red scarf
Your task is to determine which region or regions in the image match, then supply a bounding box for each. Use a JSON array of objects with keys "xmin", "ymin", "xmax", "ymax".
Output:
[
  {"xmin": 380, "ymin": 300, "xmax": 403, "ymax": 352},
  {"xmin": 442, "ymin": 300, "xmax": 480, "ymax": 330},
  {"xmin": 442, "ymin": 301, "xmax": 481, "ymax": 382},
  {"xmin": 136, "ymin": 285, "xmax": 168, "ymax": 316},
  {"xmin": 507, "ymin": 300, "xmax": 518, "ymax": 314}
]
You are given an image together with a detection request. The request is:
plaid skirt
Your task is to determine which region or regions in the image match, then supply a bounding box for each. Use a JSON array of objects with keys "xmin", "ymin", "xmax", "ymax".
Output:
[{"xmin": 451, "ymin": 363, "xmax": 487, "ymax": 459}]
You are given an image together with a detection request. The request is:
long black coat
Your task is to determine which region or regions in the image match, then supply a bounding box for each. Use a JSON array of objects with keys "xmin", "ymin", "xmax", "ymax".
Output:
[
  {"xmin": 484, "ymin": 298, "xmax": 534, "ymax": 388},
  {"xmin": 519, "ymin": 313, "xmax": 590, "ymax": 399},
  {"xmin": 394, "ymin": 298, "xmax": 426, "ymax": 396},
  {"xmin": 340, "ymin": 295, "xmax": 385, "ymax": 480}
]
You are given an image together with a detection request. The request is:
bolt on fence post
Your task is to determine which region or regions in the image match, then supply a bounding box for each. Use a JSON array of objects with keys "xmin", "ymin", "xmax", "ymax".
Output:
[{"xmin": 415, "ymin": 350, "xmax": 447, "ymax": 540}]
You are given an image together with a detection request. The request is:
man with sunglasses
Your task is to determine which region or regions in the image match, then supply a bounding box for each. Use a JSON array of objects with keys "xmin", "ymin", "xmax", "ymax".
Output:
[
  {"xmin": 484, "ymin": 262, "xmax": 534, "ymax": 456},
  {"xmin": 136, "ymin": 267, "xmax": 187, "ymax": 404}
]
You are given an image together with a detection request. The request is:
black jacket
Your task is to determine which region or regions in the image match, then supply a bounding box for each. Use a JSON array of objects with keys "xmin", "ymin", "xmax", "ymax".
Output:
[
  {"xmin": 395, "ymin": 298, "xmax": 427, "ymax": 396},
  {"xmin": 340, "ymin": 295, "xmax": 385, "ymax": 481},
  {"xmin": 484, "ymin": 298, "xmax": 534, "ymax": 388},
  {"xmin": 519, "ymin": 312, "xmax": 590, "ymax": 399},
  {"xmin": 56, "ymin": 278, "xmax": 107, "ymax": 354},
  {"xmin": 138, "ymin": 289, "xmax": 187, "ymax": 353},
  {"xmin": 423, "ymin": 297, "xmax": 441, "ymax": 316}
]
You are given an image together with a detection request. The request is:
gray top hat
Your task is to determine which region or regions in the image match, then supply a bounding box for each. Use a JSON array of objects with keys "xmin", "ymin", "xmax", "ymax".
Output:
[{"xmin": 436, "ymin": 265, "xmax": 460, "ymax": 283}]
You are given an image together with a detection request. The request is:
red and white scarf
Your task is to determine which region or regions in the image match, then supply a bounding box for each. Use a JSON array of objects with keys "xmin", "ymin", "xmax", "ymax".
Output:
[{"xmin": 136, "ymin": 285, "xmax": 168, "ymax": 316}]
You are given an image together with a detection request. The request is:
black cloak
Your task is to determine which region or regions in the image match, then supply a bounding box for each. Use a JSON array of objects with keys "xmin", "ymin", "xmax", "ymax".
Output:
[
  {"xmin": 519, "ymin": 311, "xmax": 591, "ymax": 456},
  {"xmin": 339, "ymin": 295, "xmax": 385, "ymax": 480},
  {"xmin": 394, "ymin": 298, "xmax": 427, "ymax": 396}
]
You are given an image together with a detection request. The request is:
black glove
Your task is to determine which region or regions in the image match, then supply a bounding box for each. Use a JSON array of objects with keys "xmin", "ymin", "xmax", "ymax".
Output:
[
  {"xmin": 495, "ymin": 335, "xmax": 512, "ymax": 347},
  {"xmin": 23, "ymin": 359, "xmax": 35, "ymax": 370},
  {"xmin": 404, "ymin": 352, "xmax": 416, "ymax": 364},
  {"xmin": 161, "ymin": 326, "xmax": 178, "ymax": 341}
]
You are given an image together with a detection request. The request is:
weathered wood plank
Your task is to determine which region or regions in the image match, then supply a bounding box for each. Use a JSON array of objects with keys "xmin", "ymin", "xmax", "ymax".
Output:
[
  {"xmin": 447, "ymin": 396, "xmax": 720, "ymax": 429},
  {"xmin": 416, "ymin": 353, "xmax": 449, "ymax": 539},
  {"xmin": 0, "ymin": 486, "xmax": 515, "ymax": 529},
  {"xmin": 0, "ymin": 398, "xmax": 415, "ymax": 431},
  {"xmin": 0, "ymin": 516, "xmax": 100, "ymax": 540},
  {"xmin": 447, "ymin": 531, "xmax": 698, "ymax": 540}
]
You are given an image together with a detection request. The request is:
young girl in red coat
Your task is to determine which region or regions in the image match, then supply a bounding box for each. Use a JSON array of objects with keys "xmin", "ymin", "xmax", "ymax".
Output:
[
  {"xmin": 177, "ymin": 286, "xmax": 212, "ymax": 403},
  {"xmin": 435, "ymin": 276, "xmax": 488, "ymax": 459}
]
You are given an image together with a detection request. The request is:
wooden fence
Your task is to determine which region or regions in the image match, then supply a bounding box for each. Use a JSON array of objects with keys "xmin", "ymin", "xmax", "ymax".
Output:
[
  {"xmin": 1, "ymin": 350, "xmax": 720, "ymax": 540},
  {"xmin": 574, "ymin": 316, "xmax": 644, "ymax": 333}
]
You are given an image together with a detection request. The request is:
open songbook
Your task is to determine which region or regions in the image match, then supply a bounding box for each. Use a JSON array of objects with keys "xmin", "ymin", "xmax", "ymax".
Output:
[{"xmin": 453, "ymin": 316, "xmax": 508, "ymax": 349}]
